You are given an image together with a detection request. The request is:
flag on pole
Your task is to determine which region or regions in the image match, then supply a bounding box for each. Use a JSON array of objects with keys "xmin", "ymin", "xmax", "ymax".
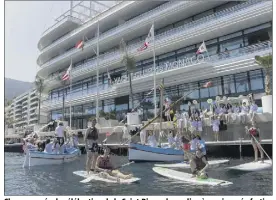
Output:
[
  {"xmin": 107, "ymin": 68, "xmax": 112, "ymax": 85},
  {"xmin": 138, "ymin": 24, "xmax": 154, "ymax": 51},
  {"xmin": 75, "ymin": 37, "xmax": 84, "ymax": 50},
  {"xmin": 159, "ymin": 82, "xmax": 164, "ymax": 90},
  {"xmin": 62, "ymin": 62, "xmax": 72, "ymax": 81},
  {"xmin": 203, "ymin": 81, "xmax": 212, "ymax": 88},
  {"xmin": 196, "ymin": 41, "xmax": 207, "ymax": 54}
]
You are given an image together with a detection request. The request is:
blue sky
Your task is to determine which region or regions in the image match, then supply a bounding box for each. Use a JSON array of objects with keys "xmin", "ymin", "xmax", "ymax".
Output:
[{"xmin": 5, "ymin": 1, "xmax": 69, "ymax": 82}]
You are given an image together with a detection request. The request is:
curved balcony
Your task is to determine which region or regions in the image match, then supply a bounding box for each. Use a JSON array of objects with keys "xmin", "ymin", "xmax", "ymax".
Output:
[
  {"xmin": 41, "ymin": 41, "xmax": 272, "ymax": 111},
  {"xmin": 37, "ymin": 1, "xmax": 201, "ymax": 66},
  {"xmin": 37, "ymin": 1, "xmax": 134, "ymax": 52},
  {"xmin": 42, "ymin": 0, "xmax": 272, "ymax": 89},
  {"xmin": 38, "ymin": 16, "xmax": 82, "ymax": 51}
]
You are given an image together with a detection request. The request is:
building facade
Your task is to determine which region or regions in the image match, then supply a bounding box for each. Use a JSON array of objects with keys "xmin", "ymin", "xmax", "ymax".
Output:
[
  {"xmin": 5, "ymin": 89, "xmax": 41, "ymax": 129},
  {"xmin": 37, "ymin": 1, "xmax": 273, "ymax": 130}
]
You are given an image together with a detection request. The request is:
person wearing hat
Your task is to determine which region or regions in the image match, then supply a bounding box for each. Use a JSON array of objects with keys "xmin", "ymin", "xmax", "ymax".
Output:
[
  {"xmin": 95, "ymin": 147, "xmax": 133, "ymax": 182},
  {"xmin": 55, "ymin": 122, "xmax": 65, "ymax": 145},
  {"xmin": 84, "ymin": 118, "xmax": 99, "ymax": 174}
]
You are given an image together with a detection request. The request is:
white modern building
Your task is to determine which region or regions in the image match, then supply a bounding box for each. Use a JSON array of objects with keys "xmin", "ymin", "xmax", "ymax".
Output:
[
  {"xmin": 37, "ymin": 0, "xmax": 272, "ymax": 130},
  {"xmin": 5, "ymin": 89, "xmax": 47, "ymax": 129}
]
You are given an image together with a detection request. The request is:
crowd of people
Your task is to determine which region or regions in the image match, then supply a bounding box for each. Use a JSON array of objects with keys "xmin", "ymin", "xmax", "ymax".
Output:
[{"xmin": 22, "ymin": 122, "xmax": 79, "ymax": 154}]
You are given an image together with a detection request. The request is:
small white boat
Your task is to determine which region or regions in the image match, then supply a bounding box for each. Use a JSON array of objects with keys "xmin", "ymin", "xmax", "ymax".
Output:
[
  {"xmin": 23, "ymin": 147, "xmax": 81, "ymax": 167},
  {"xmin": 128, "ymin": 143, "xmax": 184, "ymax": 162}
]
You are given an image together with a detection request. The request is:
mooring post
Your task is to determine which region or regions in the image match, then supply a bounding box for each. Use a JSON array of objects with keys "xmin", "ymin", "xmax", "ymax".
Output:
[{"xmin": 239, "ymin": 137, "xmax": 244, "ymax": 160}]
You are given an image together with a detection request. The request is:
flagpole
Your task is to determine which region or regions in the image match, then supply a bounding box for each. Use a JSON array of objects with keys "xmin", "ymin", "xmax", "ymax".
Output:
[
  {"xmin": 96, "ymin": 20, "xmax": 100, "ymax": 121},
  {"xmin": 153, "ymin": 22, "xmax": 157, "ymax": 117},
  {"xmin": 69, "ymin": 58, "xmax": 72, "ymax": 129},
  {"xmin": 203, "ymin": 40, "xmax": 210, "ymax": 60}
]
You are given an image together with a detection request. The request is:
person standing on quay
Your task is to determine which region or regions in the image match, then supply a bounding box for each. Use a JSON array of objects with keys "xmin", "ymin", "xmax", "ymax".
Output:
[{"xmin": 84, "ymin": 118, "xmax": 99, "ymax": 174}]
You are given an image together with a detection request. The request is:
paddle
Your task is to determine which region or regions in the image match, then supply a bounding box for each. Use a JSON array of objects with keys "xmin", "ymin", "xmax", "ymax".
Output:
[
  {"xmin": 251, "ymin": 135, "xmax": 272, "ymax": 162},
  {"xmin": 80, "ymin": 161, "xmax": 134, "ymax": 183}
]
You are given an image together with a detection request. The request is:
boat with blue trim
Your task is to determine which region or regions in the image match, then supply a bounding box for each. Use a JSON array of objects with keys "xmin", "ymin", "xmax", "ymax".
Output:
[
  {"xmin": 23, "ymin": 147, "xmax": 81, "ymax": 167},
  {"xmin": 128, "ymin": 143, "xmax": 184, "ymax": 162}
]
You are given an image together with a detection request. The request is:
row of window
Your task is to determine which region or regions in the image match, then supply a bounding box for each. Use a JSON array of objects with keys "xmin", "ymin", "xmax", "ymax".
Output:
[
  {"xmin": 48, "ymin": 30, "xmax": 271, "ymax": 101},
  {"xmin": 47, "ymin": 0, "xmax": 270, "ymax": 77},
  {"xmin": 50, "ymin": 68, "xmax": 271, "ymax": 127}
]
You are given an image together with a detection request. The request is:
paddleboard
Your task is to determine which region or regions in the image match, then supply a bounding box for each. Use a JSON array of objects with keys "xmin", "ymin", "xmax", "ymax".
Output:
[
  {"xmin": 152, "ymin": 167, "xmax": 232, "ymax": 186},
  {"xmin": 154, "ymin": 159, "xmax": 230, "ymax": 169},
  {"xmin": 73, "ymin": 171, "xmax": 140, "ymax": 184},
  {"xmin": 226, "ymin": 160, "xmax": 272, "ymax": 172}
]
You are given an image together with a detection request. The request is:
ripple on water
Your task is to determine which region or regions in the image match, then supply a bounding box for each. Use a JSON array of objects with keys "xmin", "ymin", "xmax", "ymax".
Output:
[{"xmin": 4, "ymin": 153, "xmax": 272, "ymax": 195}]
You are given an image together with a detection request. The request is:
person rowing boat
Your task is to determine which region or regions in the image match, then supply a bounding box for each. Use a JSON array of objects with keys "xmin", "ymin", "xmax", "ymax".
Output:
[
  {"xmin": 95, "ymin": 147, "xmax": 133, "ymax": 183},
  {"xmin": 182, "ymin": 135, "xmax": 209, "ymax": 179}
]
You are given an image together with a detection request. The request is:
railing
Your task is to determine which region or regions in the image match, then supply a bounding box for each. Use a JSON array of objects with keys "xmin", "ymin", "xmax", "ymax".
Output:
[
  {"xmin": 44, "ymin": 0, "xmax": 266, "ymax": 82},
  {"xmin": 42, "ymin": 41, "xmax": 272, "ymax": 107},
  {"xmin": 40, "ymin": 1, "xmax": 127, "ymax": 51},
  {"xmin": 40, "ymin": 1, "xmax": 177, "ymax": 53}
]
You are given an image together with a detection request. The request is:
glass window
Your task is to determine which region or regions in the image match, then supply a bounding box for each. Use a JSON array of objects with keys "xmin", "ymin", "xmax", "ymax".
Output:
[
  {"xmin": 250, "ymin": 69, "xmax": 264, "ymax": 91},
  {"xmin": 158, "ymin": 52, "xmax": 175, "ymax": 60},
  {"xmin": 200, "ymin": 78, "xmax": 222, "ymax": 98},
  {"xmin": 235, "ymin": 72, "xmax": 249, "ymax": 93},
  {"xmin": 223, "ymin": 75, "xmax": 236, "ymax": 95},
  {"xmin": 220, "ymin": 37, "xmax": 243, "ymax": 52},
  {"xmin": 205, "ymin": 44, "xmax": 218, "ymax": 56},
  {"xmin": 205, "ymin": 38, "xmax": 218, "ymax": 45},
  {"xmin": 104, "ymin": 99, "xmax": 115, "ymax": 113},
  {"xmin": 73, "ymin": 105, "xmax": 83, "ymax": 117},
  {"xmin": 209, "ymin": 77, "xmax": 222, "ymax": 97},
  {"xmin": 51, "ymin": 110, "xmax": 62, "ymax": 120},
  {"xmin": 83, "ymin": 104, "xmax": 95, "ymax": 116},
  {"xmin": 244, "ymin": 23, "xmax": 271, "ymax": 34},
  {"xmin": 157, "ymin": 24, "xmax": 173, "ymax": 35},
  {"xmin": 179, "ymin": 82, "xmax": 199, "ymax": 99},
  {"xmin": 174, "ymin": 17, "xmax": 192, "ymax": 28}
]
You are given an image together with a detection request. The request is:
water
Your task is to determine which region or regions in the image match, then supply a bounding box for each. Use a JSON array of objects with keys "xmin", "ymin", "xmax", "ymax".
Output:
[{"xmin": 5, "ymin": 153, "xmax": 272, "ymax": 196}]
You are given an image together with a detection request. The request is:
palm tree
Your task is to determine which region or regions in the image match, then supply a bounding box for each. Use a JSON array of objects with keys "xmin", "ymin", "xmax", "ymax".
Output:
[
  {"xmin": 35, "ymin": 75, "xmax": 45, "ymax": 124},
  {"xmin": 120, "ymin": 39, "xmax": 136, "ymax": 109},
  {"xmin": 255, "ymin": 53, "xmax": 272, "ymax": 95}
]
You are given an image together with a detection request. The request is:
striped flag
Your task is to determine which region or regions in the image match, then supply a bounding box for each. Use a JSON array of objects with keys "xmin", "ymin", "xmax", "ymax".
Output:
[
  {"xmin": 62, "ymin": 62, "xmax": 72, "ymax": 81},
  {"xmin": 159, "ymin": 82, "xmax": 164, "ymax": 90},
  {"xmin": 75, "ymin": 40, "xmax": 84, "ymax": 50},
  {"xmin": 138, "ymin": 24, "xmax": 154, "ymax": 51}
]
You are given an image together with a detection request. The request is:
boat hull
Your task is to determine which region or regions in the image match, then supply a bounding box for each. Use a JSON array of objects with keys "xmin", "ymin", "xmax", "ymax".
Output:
[
  {"xmin": 128, "ymin": 143, "xmax": 184, "ymax": 162},
  {"xmin": 23, "ymin": 148, "xmax": 81, "ymax": 167}
]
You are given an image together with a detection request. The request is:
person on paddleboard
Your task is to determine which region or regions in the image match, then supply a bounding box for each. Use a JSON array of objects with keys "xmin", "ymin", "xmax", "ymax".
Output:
[
  {"xmin": 95, "ymin": 147, "xmax": 133, "ymax": 183},
  {"xmin": 190, "ymin": 135, "xmax": 209, "ymax": 179},
  {"xmin": 245, "ymin": 120, "xmax": 264, "ymax": 162},
  {"xmin": 84, "ymin": 118, "xmax": 99, "ymax": 174}
]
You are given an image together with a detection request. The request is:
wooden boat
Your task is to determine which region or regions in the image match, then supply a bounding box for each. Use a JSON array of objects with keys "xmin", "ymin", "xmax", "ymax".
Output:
[
  {"xmin": 128, "ymin": 143, "xmax": 184, "ymax": 162},
  {"xmin": 23, "ymin": 147, "xmax": 81, "ymax": 167}
]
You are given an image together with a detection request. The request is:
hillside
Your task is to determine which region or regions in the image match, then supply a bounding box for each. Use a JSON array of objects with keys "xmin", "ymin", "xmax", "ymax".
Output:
[{"xmin": 5, "ymin": 78, "xmax": 34, "ymax": 101}]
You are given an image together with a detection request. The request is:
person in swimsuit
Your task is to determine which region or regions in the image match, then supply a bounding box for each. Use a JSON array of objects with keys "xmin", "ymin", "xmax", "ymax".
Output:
[
  {"xmin": 84, "ymin": 118, "xmax": 99, "ymax": 174},
  {"xmin": 245, "ymin": 120, "xmax": 264, "ymax": 162},
  {"xmin": 95, "ymin": 147, "xmax": 133, "ymax": 183}
]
